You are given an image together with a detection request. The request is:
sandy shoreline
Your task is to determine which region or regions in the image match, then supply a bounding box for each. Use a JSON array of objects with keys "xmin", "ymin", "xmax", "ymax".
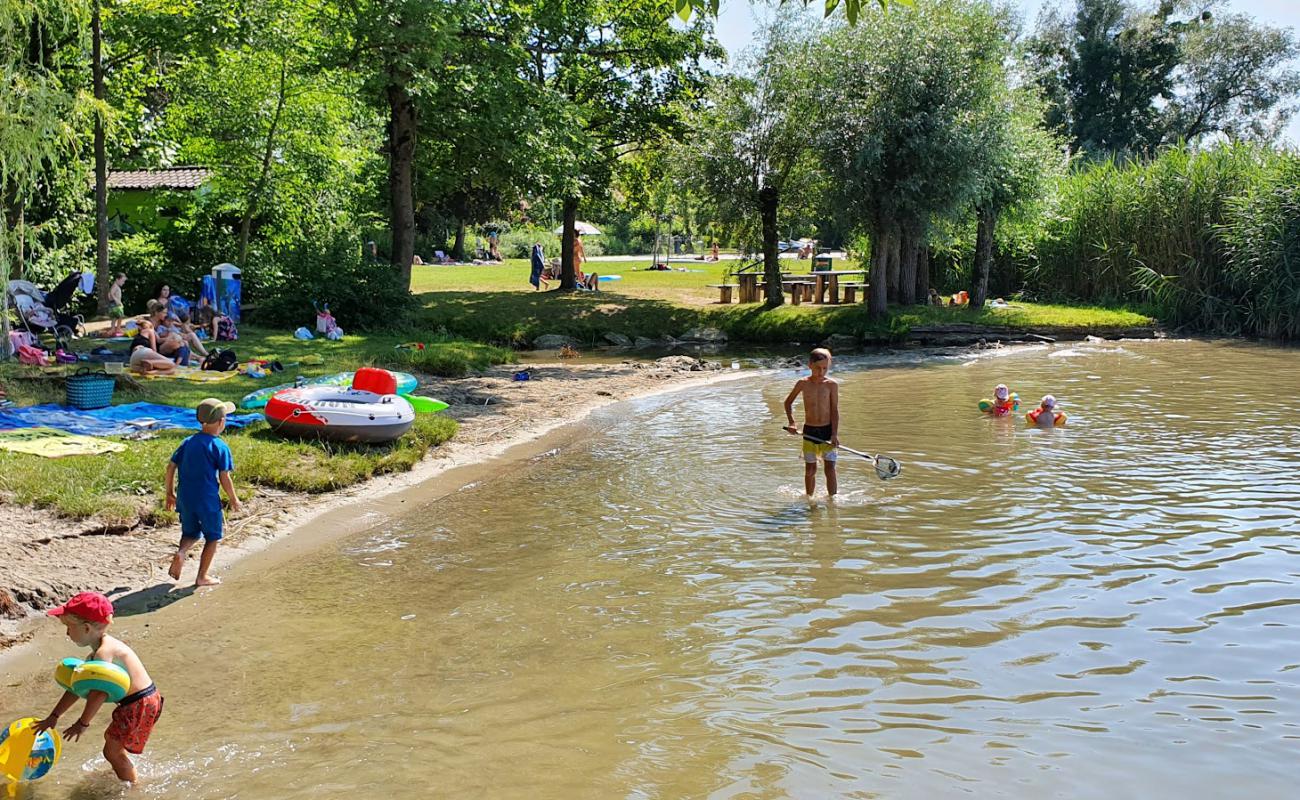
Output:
[{"xmin": 0, "ymin": 356, "xmax": 757, "ymax": 651}]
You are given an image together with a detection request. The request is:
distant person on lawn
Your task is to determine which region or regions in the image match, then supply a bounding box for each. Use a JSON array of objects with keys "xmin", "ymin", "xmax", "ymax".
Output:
[{"xmin": 530, "ymin": 243, "xmax": 549, "ymax": 290}]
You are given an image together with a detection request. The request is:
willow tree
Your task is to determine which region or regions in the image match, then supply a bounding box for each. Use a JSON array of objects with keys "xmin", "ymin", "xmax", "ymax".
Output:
[
  {"xmin": 688, "ymin": 16, "xmax": 822, "ymax": 306},
  {"xmin": 968, "ymin": 87, "xmax": 1062, "ymax": 310},
  {"xmin": 1, "ymin": 0, "xmax": 91, "ymax": 353},
  {"xmin": 815, "ymin": 0, "xmax": 1011, "ymax": 316}
]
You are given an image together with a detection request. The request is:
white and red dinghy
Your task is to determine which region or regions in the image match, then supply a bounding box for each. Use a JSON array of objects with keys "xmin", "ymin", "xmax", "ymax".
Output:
[{"xmin": 265, "ymin": 367, "xmax": 415, "ymax": 443}]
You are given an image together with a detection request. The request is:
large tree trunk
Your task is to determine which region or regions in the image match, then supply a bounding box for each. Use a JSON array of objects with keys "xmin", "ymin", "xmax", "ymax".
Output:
[
  {"xmin": 759, "ymin": 185, "xmax": 783, "ymax": 306},
  {"xmin": 915, "ymin": 236, "xmax": 930, "ymax": 303},
  {"xmin": 386, "ymin": 80, "xmax": 416, "ymax": 288},
  {"xmin": 92, "ymin": 1, "xmax": 110, "ymax": 313},
  {"xmin": 239, "ymin": 58, "xmax": 287, "ymax": 268},
  {"xmin": 898, "ymin": 219, "xmax": 919, "ymax": 306},
  {"xmin": 451, "ymin": 219, "xmax": 467, "ymax": 261},
  {"xmin": 868, "ymin": 223, "xmax": 889, "ymax": 319},
  {"xmin": 560, "ymin": 197, "xmax": 578, "ymax": 291},
  {"xmin": 885, "ymin": 222, "xmax": 901, "ymax": 305},
  {"xmin": 970, "ymin": 204, "xmax": 996, "ymax": 311}
]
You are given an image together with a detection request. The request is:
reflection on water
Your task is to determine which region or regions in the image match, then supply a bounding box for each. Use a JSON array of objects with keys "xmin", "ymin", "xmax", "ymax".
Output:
[{"xmin": 2, "ymin": 340, "xmax": 1298, "ymax": 798}]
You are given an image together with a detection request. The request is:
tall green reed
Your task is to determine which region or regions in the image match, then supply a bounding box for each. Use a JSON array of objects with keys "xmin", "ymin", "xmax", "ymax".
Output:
[{"xmin": 1026, "ymin": 143, "xmax": 1298, "ymax": 338}]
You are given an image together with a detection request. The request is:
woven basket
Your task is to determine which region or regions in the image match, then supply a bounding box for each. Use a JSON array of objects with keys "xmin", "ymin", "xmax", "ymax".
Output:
[{"xmin": 66, "ymin": 369, "xmax": 116, "ymax": 410}]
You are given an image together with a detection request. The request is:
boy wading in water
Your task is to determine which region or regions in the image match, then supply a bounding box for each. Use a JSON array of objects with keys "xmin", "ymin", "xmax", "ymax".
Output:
[
  {"xmin": 166, "ymin": 398, "xmax": 241, "ymax": 586},
  {"xmin": 783, "ymin": 348, "xmax": 840, "ymax": 496},
  {"xmin": 35, "ymin": 592, "xmax": 163, "ymax": 785}
]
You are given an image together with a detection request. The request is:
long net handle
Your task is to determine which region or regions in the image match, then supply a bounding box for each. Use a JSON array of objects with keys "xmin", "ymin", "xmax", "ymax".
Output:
[{"xmin": 784, "ymin": 427, "xmax": 902, "ymax": 478}]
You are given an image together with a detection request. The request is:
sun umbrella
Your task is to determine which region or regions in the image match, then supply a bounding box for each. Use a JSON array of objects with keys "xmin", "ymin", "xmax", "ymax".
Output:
[{"xmin": 554, "ymin": 221, "xmax": 603, "ymax": 235}]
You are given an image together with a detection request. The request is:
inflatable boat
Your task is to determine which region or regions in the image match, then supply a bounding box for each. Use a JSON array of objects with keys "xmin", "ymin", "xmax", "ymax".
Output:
[
  {"xmin": 241, "ymin": 370, "xmax": 417, "ymax": 409},
  {"xmin": 264, "ymin": 368, "xmax": 415, "ymax": 443}
]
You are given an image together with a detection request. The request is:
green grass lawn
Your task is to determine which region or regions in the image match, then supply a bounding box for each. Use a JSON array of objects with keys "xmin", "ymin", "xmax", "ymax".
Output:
[
  {"xmin": 409, "ymin": 261, "xmax": 1154, "ymax": 346},
  {"xmin": 0, "ymin": 327, "xmax": 511, "ymax": 524},
  {"xmin": 411, "ymin": 257, "xmax": 783, "ymax": 305}
]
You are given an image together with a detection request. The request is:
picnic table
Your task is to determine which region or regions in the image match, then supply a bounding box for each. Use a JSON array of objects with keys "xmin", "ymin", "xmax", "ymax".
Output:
[
  {"xmin": 736, "ymin": 273, "xmax": 760, "ymax": 303},
  {"xmin": 811, "ymin": 270, "xmax": 866, "ymax": 304}
]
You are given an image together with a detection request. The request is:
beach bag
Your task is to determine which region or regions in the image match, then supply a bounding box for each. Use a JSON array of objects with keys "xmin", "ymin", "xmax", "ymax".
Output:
[
  {"xmin": 294, "ymin": 327, "xmax": 314, "ymax": 340},
  {"xmin": 326, "ymin": 328, "xmax": 344, "ymax": 340},
  {"xmin": 66, "ymin": 368, "xmax": 115, "ymax": 410},
  {"xmin": 201, "ymin": 349, "xmax": 239, "ymax": 372}
]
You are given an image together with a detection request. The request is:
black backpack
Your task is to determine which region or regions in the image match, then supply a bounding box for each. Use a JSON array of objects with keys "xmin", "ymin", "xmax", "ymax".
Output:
[{"xmin": 201, "ymin": 349, "xmax": 238, "ymax": 372}]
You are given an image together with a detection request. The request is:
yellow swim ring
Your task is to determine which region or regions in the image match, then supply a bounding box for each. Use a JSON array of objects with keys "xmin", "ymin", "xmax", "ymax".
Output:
[
  {"xmin": 53, "ymin": 657, "xmax": 82, "ymax": 693},
  {"xmin": 70, "ymin": 660, "xmax": 131, "ymax": 702}
]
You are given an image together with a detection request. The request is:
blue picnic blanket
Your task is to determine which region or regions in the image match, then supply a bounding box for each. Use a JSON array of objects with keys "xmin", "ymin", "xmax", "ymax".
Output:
[{"xmin": 0, "ymin": 403, "xmax": 261, "ymax": 437}]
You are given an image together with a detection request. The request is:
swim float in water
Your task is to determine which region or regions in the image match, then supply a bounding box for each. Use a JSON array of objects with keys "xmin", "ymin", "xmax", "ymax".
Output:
[
  {"xmin": 0, "ymin": 717, "xmax": 62, "ymax": 783},
  {"xmin": 1026, "ymin": 408, "xmax": 1067, "ymax": 426},
  {"xmin": 240, "ymin": 370, "xmax": 418, "ymax": 409}
]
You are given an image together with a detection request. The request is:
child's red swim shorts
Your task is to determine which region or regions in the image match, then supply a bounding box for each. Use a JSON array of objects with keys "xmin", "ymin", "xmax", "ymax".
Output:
[{"xmin": 106, "ymin": 684, "xmax": 164, "ymax": 754}]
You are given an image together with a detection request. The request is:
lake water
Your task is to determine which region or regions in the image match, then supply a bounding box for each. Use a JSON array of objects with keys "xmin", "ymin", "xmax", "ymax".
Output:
[{"xmin": 2, "ymin": 339, "xmax": 1298, "ymax": 798}]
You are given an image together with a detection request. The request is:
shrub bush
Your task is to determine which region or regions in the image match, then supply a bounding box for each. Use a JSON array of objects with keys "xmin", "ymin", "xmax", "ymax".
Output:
[
  {"xmin": 500, "ymin": 226, "xmax": 559, "ymax": 259},
  {"xmin": 252, "ymin": 235, "xmax": 416, "ymax": 331},
  {"xmin": 107, "ymin": 232, "xmax": 199, "ymax": 313}
]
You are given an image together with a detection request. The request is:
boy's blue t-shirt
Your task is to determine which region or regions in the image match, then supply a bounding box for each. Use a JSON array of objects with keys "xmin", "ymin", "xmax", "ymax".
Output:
[{"xmin": 170, "ymin": 433, "xmax": 233, "ymax": 515}]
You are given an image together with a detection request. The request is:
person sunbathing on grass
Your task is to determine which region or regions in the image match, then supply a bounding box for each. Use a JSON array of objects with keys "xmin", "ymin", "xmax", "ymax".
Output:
[{"xmin": 128, "ymin": 321, "xmax": 177, "ymax": 375}]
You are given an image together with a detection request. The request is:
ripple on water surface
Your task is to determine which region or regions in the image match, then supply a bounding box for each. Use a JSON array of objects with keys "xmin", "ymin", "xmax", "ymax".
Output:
[{"xmin": 1, "ymin": 340, "xmax": 1297, "ymax": 799}]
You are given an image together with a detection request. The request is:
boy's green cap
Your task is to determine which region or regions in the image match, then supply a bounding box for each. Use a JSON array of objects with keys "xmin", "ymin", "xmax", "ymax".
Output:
[{"xmin": 197, "ymin": 398, "xmax": 235, "ymax": 424}]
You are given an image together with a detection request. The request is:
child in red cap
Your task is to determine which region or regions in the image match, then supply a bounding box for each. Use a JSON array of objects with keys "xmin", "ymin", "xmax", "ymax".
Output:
[{"xmin": 34, "ymin": 592, "xmax": 163, "ymax": 785}]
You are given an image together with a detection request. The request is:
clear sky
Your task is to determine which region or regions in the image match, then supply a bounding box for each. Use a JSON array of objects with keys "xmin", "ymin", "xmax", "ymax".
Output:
[{"xmin": 713, "ymin": 0, "xmax": 1300, "ymax": 144}]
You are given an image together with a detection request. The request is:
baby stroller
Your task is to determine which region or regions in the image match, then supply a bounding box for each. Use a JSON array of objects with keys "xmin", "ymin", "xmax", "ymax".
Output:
[{"xmin": 7, "ymin": 273, "xmax": 86, "ymax": 350}]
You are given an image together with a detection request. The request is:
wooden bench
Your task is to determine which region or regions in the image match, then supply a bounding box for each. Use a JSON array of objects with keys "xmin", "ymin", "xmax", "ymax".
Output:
[
  {"xmin": 840, "ymin": 282, "xmax": 868, "ymax": 304},
  {"xmin": 783, "ymin": 281, "xmax": 815, "ymax": 305},
  {"xmin": 708, "ymin": 284, "xmax": 739, "ymax": 304}
]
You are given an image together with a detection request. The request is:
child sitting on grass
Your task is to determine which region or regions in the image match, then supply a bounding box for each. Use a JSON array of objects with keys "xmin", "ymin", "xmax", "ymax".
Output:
[
  {"xmin": 165, "ymin": 398, "xmax": 242, "ymax": 586},
  {"xmin": 35, "ymin": 591, "xmax": 163, "ymax": 785}
]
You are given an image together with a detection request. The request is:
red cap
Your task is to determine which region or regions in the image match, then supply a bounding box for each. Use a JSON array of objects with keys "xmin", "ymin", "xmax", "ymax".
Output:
[{"xmin": 47, "ymin": 591, "xmax": 114, "ymax": 624}]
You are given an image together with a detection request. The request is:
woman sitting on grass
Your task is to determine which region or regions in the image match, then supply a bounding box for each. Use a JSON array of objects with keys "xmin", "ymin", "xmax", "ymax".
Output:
[
  {"xmin": 127, "ymin": 321, "xmax": 177, "ymax": 375},
  {"xmin": 149, "ymin": 301, "xmax": 210, "ymax": 359},
  {"xmin": 145, "ymin": 302, "xmax": 195, "ymax": 365}
]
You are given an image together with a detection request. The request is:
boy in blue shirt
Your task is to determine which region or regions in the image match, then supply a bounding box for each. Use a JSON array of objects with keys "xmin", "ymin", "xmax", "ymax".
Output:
[{"xmin": 165, "ymin": 398, "xmax": 241, "ymax": 586}]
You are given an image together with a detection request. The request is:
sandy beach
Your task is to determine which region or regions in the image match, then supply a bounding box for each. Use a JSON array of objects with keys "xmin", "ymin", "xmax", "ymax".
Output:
[{"xmin": 0, "ymin": 355, "xmax": 746, "ymax": 650}]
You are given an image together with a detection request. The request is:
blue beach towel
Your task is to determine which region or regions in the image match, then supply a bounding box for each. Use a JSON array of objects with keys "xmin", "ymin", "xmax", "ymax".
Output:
[{"xmin": 0, "ymin": 403, "xmax": 262, "ymax": 437}]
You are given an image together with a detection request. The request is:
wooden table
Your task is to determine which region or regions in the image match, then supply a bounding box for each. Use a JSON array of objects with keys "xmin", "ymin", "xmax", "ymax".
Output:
[{"xmin": 811, "ymin": 270, "xmax": 866, "ymax": 304}]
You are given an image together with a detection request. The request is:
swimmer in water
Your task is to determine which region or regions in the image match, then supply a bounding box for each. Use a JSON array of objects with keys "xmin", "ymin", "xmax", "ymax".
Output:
[
  {"xmin": 1026, "ymin": 394, "xmax": 1067, "ymax": 428},
  {"xmin": 981, "ymin": 383, "xmax": 1019, "ymax": 416},
  {"xmin": 783, "ymin": 347, "xmax": 840, "ymax": 497}
]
